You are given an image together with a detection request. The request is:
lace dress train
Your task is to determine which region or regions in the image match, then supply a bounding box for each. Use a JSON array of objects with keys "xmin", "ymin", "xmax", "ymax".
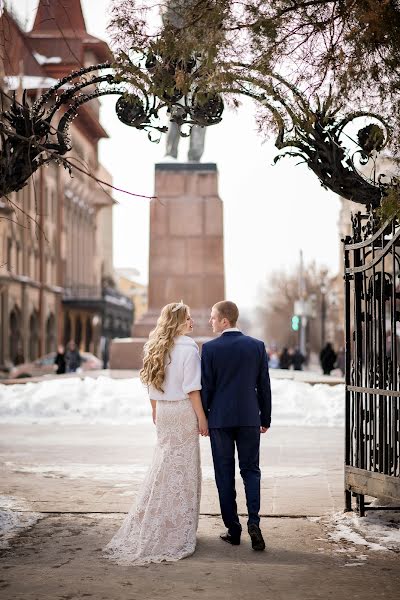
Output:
[{"xmin": 104, "ymin": 399, "xmax": 201, "ymax": 565}]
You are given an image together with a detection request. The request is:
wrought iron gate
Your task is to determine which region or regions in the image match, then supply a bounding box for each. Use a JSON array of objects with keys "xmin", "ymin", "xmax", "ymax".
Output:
[{"xmin": 344, "ymin": 211, "xmax": 400, "ymax": 514}]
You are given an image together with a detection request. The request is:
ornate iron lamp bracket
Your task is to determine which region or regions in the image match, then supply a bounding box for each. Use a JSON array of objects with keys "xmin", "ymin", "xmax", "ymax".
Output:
[{"xmin": 0, "ymin": 50, "xmax": 394, "ymax": 208}]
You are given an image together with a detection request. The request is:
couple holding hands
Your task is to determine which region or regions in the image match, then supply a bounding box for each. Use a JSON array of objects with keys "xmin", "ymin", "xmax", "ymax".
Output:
[{"xmin": 104, "ymin": 300, "xmax": 272, "ymax": 566}]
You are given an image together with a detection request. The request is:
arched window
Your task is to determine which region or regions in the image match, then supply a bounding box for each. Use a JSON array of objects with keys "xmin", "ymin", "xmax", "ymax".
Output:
[
  {"xmin": 46, "ymin": 313, "xmax": 56, "ymax": 354},
  {"xmin": 7, "ymin": 238, "xmax": 12, "ymax": 271},
  {"xmin": 75, "ymin": 316, "xmax": 82, "ymax": 348},
  {"xmin": 9, "ymin": 307, "xmax": 23, "ymax": 363},
  {"xmin": 29, "ymin": 311, "xmax": 40, "ymax": 361},
  {"xmin": 63, "ymin": 312, "xmax": 72, "ymax": 347},
  {"xmin": 16, "ymin": 243, "xmax": 21, "ymax": 275}
]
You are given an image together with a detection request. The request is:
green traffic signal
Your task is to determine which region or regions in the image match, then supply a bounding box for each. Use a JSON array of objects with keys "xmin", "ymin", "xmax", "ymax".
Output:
[{"xmin": 291, "ymin": 315, "xmax": 300, "ymax": 331}]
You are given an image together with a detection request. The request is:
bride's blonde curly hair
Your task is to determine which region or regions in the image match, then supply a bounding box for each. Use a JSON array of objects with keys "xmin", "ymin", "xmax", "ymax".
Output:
[{"xmin": 140, "ymin": 302, "xmax": 190, "ymax": 392}]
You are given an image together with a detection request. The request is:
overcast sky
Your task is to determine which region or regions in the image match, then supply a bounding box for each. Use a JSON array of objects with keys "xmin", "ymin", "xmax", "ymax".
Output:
[{"xmin": 9, "ymin": 0, "xmax": 342, "ymax": 309}]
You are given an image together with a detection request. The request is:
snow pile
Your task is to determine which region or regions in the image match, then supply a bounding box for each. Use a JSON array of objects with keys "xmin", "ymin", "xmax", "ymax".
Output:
[
  {"xmin": 270, "ymin": 379, "xmax": 344, "ymax": 426},
  {"xmin": 326, "ymin": 504, "xmax": 400, "ymax": 553},
  {"xmin": 0, "ymin": 376, "xmax": 149, "ymax": 424},
  {"xmin": 0, "ymin": 496, "xmax": 41, "ymax": 549},
  {"xmin": 0, "ymin": 376, "xmax": 345, "ymax": 426}
]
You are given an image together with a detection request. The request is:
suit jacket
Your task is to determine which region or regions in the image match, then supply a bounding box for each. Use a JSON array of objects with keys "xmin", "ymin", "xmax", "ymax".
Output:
[{"xmin": 201, "ymin": 331, "xmax": 271, "ymax": 428}]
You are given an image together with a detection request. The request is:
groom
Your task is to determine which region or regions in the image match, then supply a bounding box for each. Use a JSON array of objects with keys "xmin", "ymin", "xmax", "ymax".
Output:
[{"xmin": 201, "ymin": 301, "xmax": 271, "ymax": 551}]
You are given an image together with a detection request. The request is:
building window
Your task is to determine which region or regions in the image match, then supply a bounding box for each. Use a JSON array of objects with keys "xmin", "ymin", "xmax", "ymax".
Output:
[
  {"xmin": 9, "ymin": 307, "xmax": 23, "ymax": 364},
  {"xmin": 63, "ymin": 313, "xmax": 72, "ymax": 347},
  {"xmin": 50, "ymin": 258, "xmax": 55, "ymax": 285},
  {"xmin": 46, "ymin": 313, "xmax": 56, "ymax": 354},
  {"xmin": 29, "ymin": 311, "xmax": 40, "ymax": 361},
  {"xmin": 75, "ymin": 316, "xmax": 82, "ymax": 348},
  {"xmin": 16, "ymin": 243, "xmax": 21, "ymax": 275},
  {"xmin": 7, "ymin": 238, "xmax": 12, "ymax": 271}
]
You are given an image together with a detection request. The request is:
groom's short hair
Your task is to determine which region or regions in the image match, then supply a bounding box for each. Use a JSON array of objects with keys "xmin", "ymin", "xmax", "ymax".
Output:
[{"xmin": 214, "ymin": 301, "xmax": 239, "ymax": 326}]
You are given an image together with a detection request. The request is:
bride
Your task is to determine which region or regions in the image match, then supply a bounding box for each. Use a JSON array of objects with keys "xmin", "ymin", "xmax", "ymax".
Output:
[{"xmin": 104, "ymin": 301, "xmax": 208, "ymax": 565}]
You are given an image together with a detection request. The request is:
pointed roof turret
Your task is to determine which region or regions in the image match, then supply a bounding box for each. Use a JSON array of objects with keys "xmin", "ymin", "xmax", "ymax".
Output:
[
  {"xmin": 31, "ymin": 0, "xmax": 87, "ymax": 34},
  {"xmin": 28, "ymin": 0, "xmax": 111, "ymax": 77}
]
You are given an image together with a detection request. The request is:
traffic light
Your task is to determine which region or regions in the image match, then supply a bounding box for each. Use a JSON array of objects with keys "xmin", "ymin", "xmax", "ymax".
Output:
[{"xmin": 291, "ymin": 315, "xmax": 300, "ymax": 331}]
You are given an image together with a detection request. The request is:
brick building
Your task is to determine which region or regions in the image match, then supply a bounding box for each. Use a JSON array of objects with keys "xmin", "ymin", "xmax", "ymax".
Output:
[{"xmin": 0, "ymin": 1, "xmax": 133, "ymax": 369}]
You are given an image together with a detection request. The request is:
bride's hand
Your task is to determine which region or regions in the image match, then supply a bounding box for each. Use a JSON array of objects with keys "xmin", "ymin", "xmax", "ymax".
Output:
[{"xmin": 198, "ymin": 416, "xmax": 208, "ymax": 437}]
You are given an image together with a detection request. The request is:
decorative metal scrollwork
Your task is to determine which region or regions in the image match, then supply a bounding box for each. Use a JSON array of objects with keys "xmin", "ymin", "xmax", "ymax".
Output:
[
  {"xmin": 0, "ymin": 63, "xmax": 123, "ymax": 196},
  {"xmin": 0, "ymin": 48, "xmax": 227, "ymax": 197},
  {"xmin": 238, "ymin": 75, "xmax": 392, "ymax": 208},
  {"xmin": 115, "ymin": 94, "xmax": 149, "ymax": 128},
  {"xmin": 190, "ymin": 91, "xmax": 224, "ymax": 126},
  {"xmin": 0, "ymin": 44, "xmax": 395, "ymax": 206}
]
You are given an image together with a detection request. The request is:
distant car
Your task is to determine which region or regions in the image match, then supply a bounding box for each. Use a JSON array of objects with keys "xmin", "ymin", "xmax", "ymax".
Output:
[{"xmin": 9, "ymin": 352, "xmax": 102, "ymax": 379}]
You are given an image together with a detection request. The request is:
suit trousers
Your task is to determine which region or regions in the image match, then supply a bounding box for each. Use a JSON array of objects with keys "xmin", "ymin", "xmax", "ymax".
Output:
[{"xmin": 209, "ymin": 427, "xmax": 261, "ymax": 537}]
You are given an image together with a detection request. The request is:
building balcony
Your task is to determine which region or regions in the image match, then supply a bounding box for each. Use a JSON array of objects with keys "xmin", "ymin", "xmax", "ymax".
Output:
[{"xmin": 63, "ymin": 284, "xmax": 102, "ymax": 300}]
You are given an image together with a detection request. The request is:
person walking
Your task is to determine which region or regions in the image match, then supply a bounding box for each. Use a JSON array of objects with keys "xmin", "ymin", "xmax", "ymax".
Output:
[
  {"xmin": 104, "ymin": 301, "xmax": 207, "ymax": 565},
  {"xmin": 54, "ymin": 345, "xmax": 66, "ymax": 375},
  {"xmin": 320, "ymin": 342, "xmax": 337, "ymax": 375},
  {"xmin": 279, "ymin": 347, "xmax": 292, "ymax": 369},
  {"xmin": 267, "ymin": 346, "xmax": 280, "ymax": 369},
  {"xmin": 201, "ymin": 301, "xmax": 271, "ymax": 551},
  {"xmin": 292, "ymin": 348, "xmax": 305, "ymax": 371}
]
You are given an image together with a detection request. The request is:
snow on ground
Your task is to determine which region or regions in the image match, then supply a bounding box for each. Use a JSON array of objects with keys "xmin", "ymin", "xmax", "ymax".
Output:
[
  {"xmin": 0, "ymin": 376, "xmax": 345, "ymax": 426},
  {"xmin": 311, "ymin": 501, "xmax": 400, "ymax": 557},
  {"xmin": 330, "ymin": 503, "xmax": 400, "ymax": 552},
  {"xmin": 0, "ymin": 496, "xmax": 41, "ymax": 549}
]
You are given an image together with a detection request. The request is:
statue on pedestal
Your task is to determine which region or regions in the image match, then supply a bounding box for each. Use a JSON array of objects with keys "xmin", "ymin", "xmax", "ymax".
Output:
[
  {"xmin": 165, "ymin": 122, "xmax": 205, "ymax": 162},
  {"xmin": 162, "ymin": 0, "xmax": 206, "ymax": 162}
]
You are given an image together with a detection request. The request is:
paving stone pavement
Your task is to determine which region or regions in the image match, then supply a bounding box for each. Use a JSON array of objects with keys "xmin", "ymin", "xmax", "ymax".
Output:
[
  {"xmin": 1, "ymin": 423, "xmax": 399, "ymax": 600},
  {"xmin": 0, "ymin": 424, "xmax": 343, "ymax": 516}
]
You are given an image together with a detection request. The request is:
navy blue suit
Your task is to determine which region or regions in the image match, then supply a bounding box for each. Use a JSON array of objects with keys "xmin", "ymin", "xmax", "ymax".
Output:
[{"xmin": 201, "ymin": 331, "xmax": 271, "ymax": 537}]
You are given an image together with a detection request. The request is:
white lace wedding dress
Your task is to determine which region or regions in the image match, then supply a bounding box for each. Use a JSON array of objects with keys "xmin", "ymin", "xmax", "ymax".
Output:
[{"xmin": 104, "ymin": 398, "xmax": 201, "ymax": 566}]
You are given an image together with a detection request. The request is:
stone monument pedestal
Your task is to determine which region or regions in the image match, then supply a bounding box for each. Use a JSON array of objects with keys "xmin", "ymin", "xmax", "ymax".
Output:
[{"xmin": 110, "ymin": 162, "xmax": 225, "ymax": 369}]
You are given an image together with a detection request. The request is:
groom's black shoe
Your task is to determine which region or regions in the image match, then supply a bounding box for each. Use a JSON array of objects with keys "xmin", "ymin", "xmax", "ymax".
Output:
[
  {"xmin": 248, "ymin": 524, "xmax": 266, "ymax": 551},
  {"xmin": 220, "ymin": 532, "xmax": 241, "ymax": 546}
]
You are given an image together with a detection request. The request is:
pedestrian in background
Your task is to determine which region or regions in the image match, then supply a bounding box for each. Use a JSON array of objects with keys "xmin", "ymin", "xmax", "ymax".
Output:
[
  {"xmin": 279, "ymin": 347, "xmax": 292, "ymax": 369},
  {"xmin": 65, "ymin": 340, "xmax": 81, "ymax": 373},
  {"xmin": 54, "ymin": 344, "xmax": 66, "ymax": 375},
  {"xmin": 267, "ymin": 345, "xmax": 280, "ymax": 369},
  {"xmin": 292, "ymin": 348, "xmax": 305, "ymax": 371},
  {"xmin": 320, "ymin": 342, "xmax": 337, "ymax": 375}
]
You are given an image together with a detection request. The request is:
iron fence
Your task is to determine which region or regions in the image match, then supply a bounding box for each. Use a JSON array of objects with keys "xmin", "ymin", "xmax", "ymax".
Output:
[{"xmin": 344, "ymin": 211, "xmax": 400, "ymax": 514}]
